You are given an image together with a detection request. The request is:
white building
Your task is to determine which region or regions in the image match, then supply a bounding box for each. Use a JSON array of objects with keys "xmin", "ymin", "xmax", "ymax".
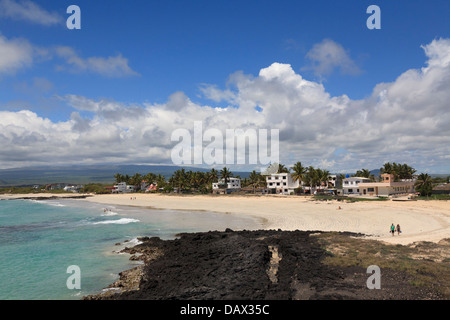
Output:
[
  {"xmin": 266, "ymin": 173, "xmax": 299, "ymax": 195},
  {"xmin": 112, "ymin": 182, "xmax": 135, "ymax": 193},
  {"xmin": 63, "ymin": 185, "xmax": 81, "ymax": 193},
  {"xmin": 212, "ymin": 178, "xmax": 241, "ymax": 193},
  {"xmin": 342, "ymin": 177, "xmax": 372, "ymax": 195}
]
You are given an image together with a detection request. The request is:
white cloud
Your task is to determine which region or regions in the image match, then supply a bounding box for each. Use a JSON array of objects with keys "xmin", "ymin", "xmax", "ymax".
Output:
[
  {"xmin": 54, "ymin": 46, "xmax": 140, "ymax": 78},
  {"xmin": 303, "ymin": 39, "xmax": 362, "ymax": 78},
  {"xmin": 0, "ymin": 0, "xmax": 62, "ymax": 26},
  {"xmin": 0, "ymin": 38, "xmax": 449, "ymax": 172},
  {"xmin": 0, "ymin": 35, "xmax": 139, "ymax": 78},
  {"xmin": 0, "ymin": 34, "xmax": 33, "ymax": 74}
]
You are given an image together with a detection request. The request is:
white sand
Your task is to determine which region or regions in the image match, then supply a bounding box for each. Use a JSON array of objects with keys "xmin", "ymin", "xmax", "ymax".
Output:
[
  {"xmin": 85, "ymin": 193, "xmax": 449, "ymax": 245},
  {"xmin": 3, "ymin": 193, "xmax": 449, "ymax": 245}
]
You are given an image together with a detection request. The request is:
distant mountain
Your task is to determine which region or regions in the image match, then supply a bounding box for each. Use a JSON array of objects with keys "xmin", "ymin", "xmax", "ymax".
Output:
[{"xmin": 0, "ymin": 164, "xmax": 251, "ymax": 187}]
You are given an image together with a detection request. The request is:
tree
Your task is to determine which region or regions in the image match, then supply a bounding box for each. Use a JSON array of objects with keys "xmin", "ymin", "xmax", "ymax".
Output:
[
  {"xmin": 355, "ymin": 169, "xmax": 371, "ymax": 178},
  {"xmin": 173, "ymin": 169, "xmax": 187, "ymax": 193},
  {"xmin": 380, "ymin": 162, "xmax": 416, "ymax": 181},
  {"xmin": 277, "ymin": 164, "xmax": 290, "ymax": 174},
  {"xmin": 155, "ymin": 174, "xmax": 166, "ymax": 190},
  {"xmin": 114, "ymin": 173, "xmax": 125, "ymax": 184},
  {"xmin": 291, "ymin": 162, "xmax": 307, "ymax": 186},
  {"xmin": 415, "ymin": 173, "xmax": 432, "ymax": 197},
  {"xmin": 220, "ymin": 167, "xmax": 233, "ymax": 186},
  {"xmin": 208, "ymin": 169, "xmax": 219, "ymax": 184},
  {"xmin": 249, "ymin": 170, "xmax": 262, "ymax": 194},
  {"xmin": 355, "ymin": 168, "xmax": 375, "ymax": 182},
  {"xmin": 304, "ymin": 166, "xmax": 318, "ymax": 194},
  {"xmin": 317, "ymin": 168, "xmax": 330, "ymax": 189},
  {"xmin": 129, "ymin": 173, "xmax": 143, "ymax": 191}
]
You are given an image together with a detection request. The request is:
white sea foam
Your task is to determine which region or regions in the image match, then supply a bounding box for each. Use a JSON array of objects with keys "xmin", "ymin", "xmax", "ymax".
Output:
[
  {"xmin": 33, "ymin": 200, "xmax": 66, "ymax": 207},
  {"xmin": 101, "ymin": 211, "xmax": 118, "ymax": 216},
  {"xmin": 92, "ymin": 218, "xmax": 140, "ymax": 225},
  {"xmin": 127, "ymin": 237, "xmax": 143, "ymax": 246}
]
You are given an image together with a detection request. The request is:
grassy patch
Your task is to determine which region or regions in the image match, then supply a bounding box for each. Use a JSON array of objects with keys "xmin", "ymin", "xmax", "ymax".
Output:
[
  {"xmin": 315, "ymin": 233, "xmax": 450, "ymax": 298},
  {"xmin": 416, "ymin": 194, "xmax": 450, "ymax": 200}
]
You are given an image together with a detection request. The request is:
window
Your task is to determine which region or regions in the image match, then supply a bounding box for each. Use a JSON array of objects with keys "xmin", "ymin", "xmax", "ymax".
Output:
[
  {"xmin": 283, "ymin": 182, "xmax": 286, "ymax": 186},
  {"xmin": 348, "ymin": 189, "xmax": 353, "ymax": 193},
  {"xmin": 368, "ymin": 188, "xmax": 375, "ymax": 192},
  {"xmin": 283, "ymin": 176, "xmax": 287, "ymax": 179}
]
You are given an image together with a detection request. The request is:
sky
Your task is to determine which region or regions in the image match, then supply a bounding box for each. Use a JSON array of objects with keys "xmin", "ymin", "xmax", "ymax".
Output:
[{"xmin": 0, "ymin": 0, "xmax": 449, "ymax": 173}]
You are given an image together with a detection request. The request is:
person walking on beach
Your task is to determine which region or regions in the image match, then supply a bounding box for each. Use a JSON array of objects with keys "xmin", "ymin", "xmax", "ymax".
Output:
[
  {"xmin": 396, "ymin": 224, "xmax": 401, "ymax": 235},
  {"xmin": 390, "ymin": 223, "xmax": 395, "ymax": 236}
]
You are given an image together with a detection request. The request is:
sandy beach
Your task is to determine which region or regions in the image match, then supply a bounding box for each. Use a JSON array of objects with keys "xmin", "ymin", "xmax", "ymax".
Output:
[{"xmin": 2, "ymin": 193, "xmax": 449, "ymax": 245}]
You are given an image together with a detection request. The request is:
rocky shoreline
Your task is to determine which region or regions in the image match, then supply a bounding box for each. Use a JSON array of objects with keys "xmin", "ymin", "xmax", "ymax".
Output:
[
  {"xmin": 83, "ymin": 229, "xmax": 447, "ymax": 300},
  {"xmin": 0, "ymin": 195, "xmax": 92, "ymax": 201}
]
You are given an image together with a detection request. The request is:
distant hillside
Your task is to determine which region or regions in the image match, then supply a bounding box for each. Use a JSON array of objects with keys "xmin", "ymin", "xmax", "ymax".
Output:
[{"xmin": 0, "ymin": 165, "xmax": 250, "ymax": 187}]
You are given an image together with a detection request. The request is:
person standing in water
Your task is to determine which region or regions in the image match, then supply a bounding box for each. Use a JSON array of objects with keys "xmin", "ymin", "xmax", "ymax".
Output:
[{"xmin": 396, "ymin": 224, "xmax": 401, "ymax": 235}]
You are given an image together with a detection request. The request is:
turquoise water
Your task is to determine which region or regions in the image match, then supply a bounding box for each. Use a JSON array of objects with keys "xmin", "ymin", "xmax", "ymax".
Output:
[{"xmin": 0, "ymin": 198, "xmax": 260, "ymax": 300}]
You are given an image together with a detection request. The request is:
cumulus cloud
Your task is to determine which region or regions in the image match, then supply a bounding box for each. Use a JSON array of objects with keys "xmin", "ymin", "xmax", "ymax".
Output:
[
  {"xmin": 0, "ymin": 0, "xmax": 62, "ymax": 26},
  {"xmin": 303, "ymin": 39, "xmax": 362, "ymax": 78},
  {"xmin": 0, "ymin": 38, "xmax": 449, "ymax": 172}
]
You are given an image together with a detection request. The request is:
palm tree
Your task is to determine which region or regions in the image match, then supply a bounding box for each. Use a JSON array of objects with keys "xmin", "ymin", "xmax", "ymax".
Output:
[
  {"xmin": 173, "ymin": 169, "xmax": 187, "ymax": 193},
  {"xmin": 355, "ymin": 169, "xmax": 371, "ymax": 178},
  {"xmin": 114, "ymin": 173, "xmax": 125, "ymax": 184},
  {"xmin": 220, "ymin": 167, "xmax": 233, "ymax": 187},
  {"xmin": 291, "ymin": 162, "xmax": 307, "ymax": 187},
  {"xmin": 249, "ymin": 170, "xmax": 262, "ymax": 193},
  {"xmin": 305, "ymin": 166, "xmax": 318, "ymax": 194},
  {"xmin": 155, "ymin": 174, "xmax": 166, "ymax": 191},
  {"xmin": 208, "ymin": 169, "xmax": 219, "ymax": 184},
  {"xmin": 317, "ymin": 168, "xmax": 330, "ymax": 189},
  {"xmin": 415, "ymin": 173, "xmax": 432, "ymax": 197},
  {"xmin": 277, "ymin": 164, "xmax": 290, "ymax": 174},
  {"xmin": 129, "ymin": 173, "xmax": 143, "ymax": 191},
  {"xmin": 380, "ymin": 162, "xmax": 416, "ymax": 181},
  {"xmin": 144, "ymin": 172, "xmax": 157, "ymax": 184}
]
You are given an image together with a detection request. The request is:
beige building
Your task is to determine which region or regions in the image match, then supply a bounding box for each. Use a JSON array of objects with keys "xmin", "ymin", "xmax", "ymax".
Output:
[{"xmin": 358, "ymin": 174, "xmax": 415, "ymax": 197}]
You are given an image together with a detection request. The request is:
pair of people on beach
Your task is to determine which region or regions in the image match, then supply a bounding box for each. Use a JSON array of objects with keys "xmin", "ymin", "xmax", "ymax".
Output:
[{"xmin": 390, "ymin": 223, "xmax": 401, "ymax": 236}]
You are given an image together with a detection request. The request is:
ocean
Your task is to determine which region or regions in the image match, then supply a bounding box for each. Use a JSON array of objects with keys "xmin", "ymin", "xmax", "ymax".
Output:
[{"xmin": 0, "ymin": 198, "xmax": 260, "ymax": 300}]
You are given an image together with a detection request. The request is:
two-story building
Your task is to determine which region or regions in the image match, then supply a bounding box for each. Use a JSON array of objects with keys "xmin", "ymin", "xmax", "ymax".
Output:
[
  {"xmin": 112, "ymin": 182, "xmax": 135, "ymax": 193},
  {"xmin": 342, "ymin": 177, "xmax": 372, "ymax": 195}
]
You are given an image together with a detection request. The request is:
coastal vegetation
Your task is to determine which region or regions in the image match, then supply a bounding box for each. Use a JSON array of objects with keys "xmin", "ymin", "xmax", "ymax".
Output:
[
  {"xmin": 316, "ymin": 232, "xmax": 450, "ymax": 298},
  {"xmin": 0, "ymin": 161, "xmax": 448, "ymax": 198}
]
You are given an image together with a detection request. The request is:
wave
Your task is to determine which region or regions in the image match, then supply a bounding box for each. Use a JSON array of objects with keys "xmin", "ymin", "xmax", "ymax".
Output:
[
  {"xmin": 92, "ymin": 218, "xmax": 140, "ymax": 225},
  {"xmin": 101, "ymin": 211, "xmax": 118, "ymax": 216},
  {"xmin": 29, "ymin": 200, "xmax": 66, "ymax": 207},
  {"xmin": 127, "ymin": 237, "xmax": 143, "ymax": 246}
]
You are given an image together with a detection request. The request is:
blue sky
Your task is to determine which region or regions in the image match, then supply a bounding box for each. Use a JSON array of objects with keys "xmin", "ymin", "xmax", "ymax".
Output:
[{"xmin": 0, "ymin": 0, "xmax": 449, "ymax": 173}]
